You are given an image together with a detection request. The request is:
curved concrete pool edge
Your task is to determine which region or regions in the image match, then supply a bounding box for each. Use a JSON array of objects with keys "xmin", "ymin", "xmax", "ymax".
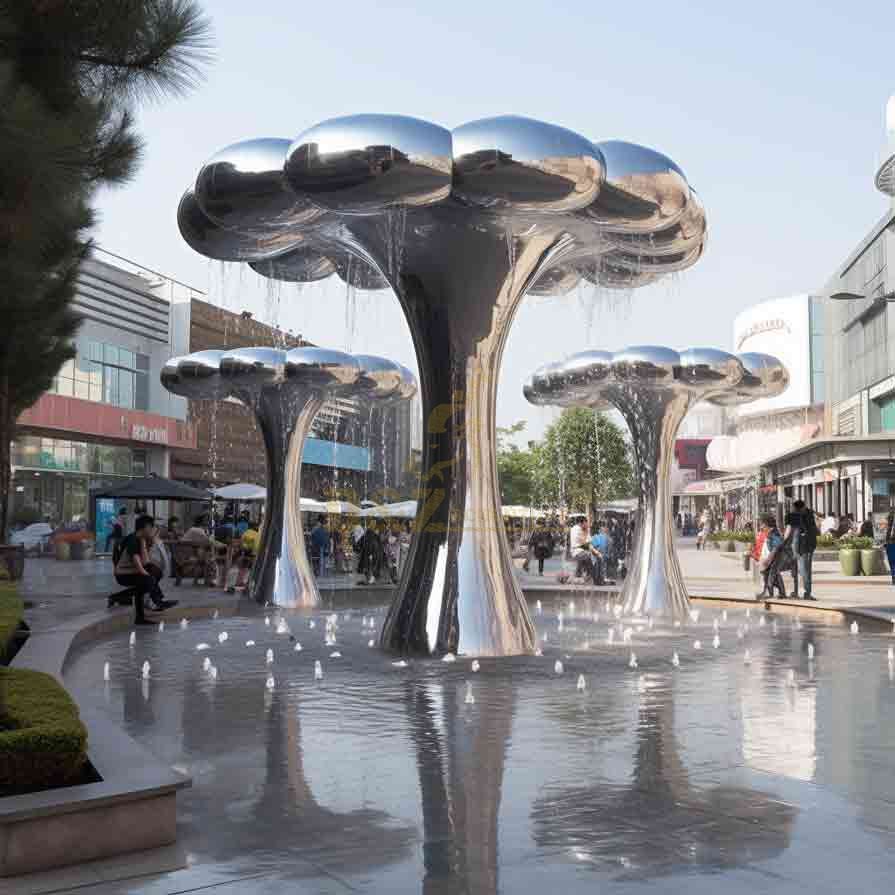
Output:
[{"xmin": 1, "ymin": 597, "xmax": 237, "ymax": 878}]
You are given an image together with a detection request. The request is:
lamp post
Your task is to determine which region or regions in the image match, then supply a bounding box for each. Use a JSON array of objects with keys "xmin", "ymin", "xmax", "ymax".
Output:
[{"xmin": 829, "ymin": 290, "xmax": 895, "ymax": 302}]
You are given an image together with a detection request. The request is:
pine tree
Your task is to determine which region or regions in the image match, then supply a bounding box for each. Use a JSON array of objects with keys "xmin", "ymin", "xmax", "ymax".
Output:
[{"xmin": 0, "ymin": 2, "xmax": 211, "ymax": 535}]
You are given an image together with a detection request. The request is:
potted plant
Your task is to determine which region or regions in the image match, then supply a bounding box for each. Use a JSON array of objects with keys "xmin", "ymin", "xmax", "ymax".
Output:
[{"xmin": 838, "ymin": 535, "xmax": 872, "ymax": 576}]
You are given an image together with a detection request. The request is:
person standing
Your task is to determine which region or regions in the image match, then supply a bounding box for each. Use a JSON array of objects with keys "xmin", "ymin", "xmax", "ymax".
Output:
[
  {"xmin": 757, "ymin": 516, "xmax": 787, "ymax": 598},
  {"xmin": 113, "ymin": 515, "xmax": 177, "ymax": 624},
  {"xmin": 529, "ymin": 520, "xmax": 554, "ymax": 576},
  {"xmin": 885, "ymin": 511, "xmax": 895, "ymax": 585},
  {"xmin": 310, "ymin": 515, "xmax": 330, "ymax": 577},
  {"xmin": 785, "ymin": 499, "xmax": 817, "ymax": 600}
]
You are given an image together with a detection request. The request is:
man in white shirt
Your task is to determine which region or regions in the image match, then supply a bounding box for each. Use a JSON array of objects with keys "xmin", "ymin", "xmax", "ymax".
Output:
[{"xmin": 820, "ymin": 513, "xmax": 838, "ymax": 535}]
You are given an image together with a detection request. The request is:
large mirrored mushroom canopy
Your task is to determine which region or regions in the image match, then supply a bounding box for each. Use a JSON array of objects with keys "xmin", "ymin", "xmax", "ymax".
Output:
[{"xmin": 178, "ymin": 114, "xmax": 709, "ymax": 294}]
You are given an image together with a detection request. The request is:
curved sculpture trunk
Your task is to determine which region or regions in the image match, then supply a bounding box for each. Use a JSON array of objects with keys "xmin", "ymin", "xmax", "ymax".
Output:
[
  {"xmin": 605, "ymin": 385, "xmax": 693, "ymax": 619},
  {"xmin": 251, "ymin": 391, "xmax": 324, "ymax": 608},
  {"xmin": 349, "ymin": 209, "xmax": 574, "ymax": 656}
]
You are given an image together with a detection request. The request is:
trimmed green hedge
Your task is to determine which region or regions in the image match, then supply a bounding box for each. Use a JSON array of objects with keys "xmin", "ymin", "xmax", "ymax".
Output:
[
  {"xmin": 0, "ymin": 667, "xmax": 88, "ymax": 790},
  {"xmin": 0, "ymin": 583, "xmax": 24, "ymax": 663},
  {"xmin": 707, "ymin": 530, "xmax": 755, "ymax": 544}
]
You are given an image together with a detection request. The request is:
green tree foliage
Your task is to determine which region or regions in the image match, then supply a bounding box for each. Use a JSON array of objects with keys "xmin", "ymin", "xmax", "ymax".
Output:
[
  {"xmin": 0, "ymin": 2, "xmax": 211, "ymax": 534},
  {"xmin": 496, "ymin": 421, "xmax": 540, "ymax": 507},
  {"xmin": 536, "ymin": 408, "xmax": 633, "ymax": 514}
]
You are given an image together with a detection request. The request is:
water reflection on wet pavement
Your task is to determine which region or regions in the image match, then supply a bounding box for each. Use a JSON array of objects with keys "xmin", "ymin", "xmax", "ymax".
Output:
[{"xmin": 63, "ymin": 601, "xmax": 895, "ymax": 893}]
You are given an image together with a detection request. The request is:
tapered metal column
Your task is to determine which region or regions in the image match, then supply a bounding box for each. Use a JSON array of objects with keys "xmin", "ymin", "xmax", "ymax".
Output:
[
  {"xmin": 605, "ymin": 385, "xmax": 693, "ymax": 618},
  {"xmin": 368, "ymin": 213, "xmax": 572, "ymax": 656},
  {"xmin": 251, "ymin": 391, "xmax": 323, "ymax": 608}
]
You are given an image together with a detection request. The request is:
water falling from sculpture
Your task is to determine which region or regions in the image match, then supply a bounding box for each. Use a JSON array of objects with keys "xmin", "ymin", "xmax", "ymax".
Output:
[
  {"xmin": 161, "ymin": 346, "xmax": 415, "ymax": 608},
  {"xmin": 525, "ymin": 349, "xmax": 788, "ymax": 619},
  {"xmin": 176, "ymin": 114, "xmax": 708, "ymax": 654}
]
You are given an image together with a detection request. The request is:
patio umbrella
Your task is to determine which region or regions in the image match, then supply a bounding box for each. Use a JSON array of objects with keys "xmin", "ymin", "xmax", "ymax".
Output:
[
  {"xmin": 212, "ymin": 483, "xmax": 267, "ymax": 501},
  {"xmin": 360, "ymin": 500, "xmax": 418, "ymax": 518},
  {"xmin": 323, "ymin": 500, "xmax": 361, "ymax": 515},
  {"xmin": 93, "ymin": 475, "xmax": 211, "ymax": 501}
]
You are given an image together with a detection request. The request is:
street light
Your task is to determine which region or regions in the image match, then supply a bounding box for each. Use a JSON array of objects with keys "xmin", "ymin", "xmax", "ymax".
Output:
[{"xmin": 829, "ymin": 290, "xmax": 895, "ymax": 302}]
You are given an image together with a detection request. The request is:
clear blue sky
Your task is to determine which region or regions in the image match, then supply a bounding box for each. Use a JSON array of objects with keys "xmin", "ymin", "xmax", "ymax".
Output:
[{"xmin": 94, "ymin": 0, "xmax": 894, "ymax": 441}]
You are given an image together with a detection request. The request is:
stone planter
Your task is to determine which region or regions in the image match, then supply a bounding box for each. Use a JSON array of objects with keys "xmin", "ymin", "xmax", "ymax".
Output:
[
  {"xmin": 54, "ymin": 541, "xmax": 70, "ymax": 561},
  {"xmin": 839, "ymin": 548, "xmax": 860, "ymax": 576},
  {"xmin": 861, "ymin": 547, "xmax": 883, "ymax": 576}
]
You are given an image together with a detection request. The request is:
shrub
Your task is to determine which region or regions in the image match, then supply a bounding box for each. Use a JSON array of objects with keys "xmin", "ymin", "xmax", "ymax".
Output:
[
  {"xmin": 0, "ymin": 583, "xmax": 24, "ymax": 663},
  {"xmin": 707, "ymin": 530, "xmax": 755, "ymax": 544},
  {"xmin": 838, "ymin": 535, "xmax": 875, "ymax": 551},
  {"xmin": 0, "ymin": 667, "xmax": 88, "ymax": 790},
  {"xmin": 816, "ymin": 533, "xmax": 838, "ymax": 549}
]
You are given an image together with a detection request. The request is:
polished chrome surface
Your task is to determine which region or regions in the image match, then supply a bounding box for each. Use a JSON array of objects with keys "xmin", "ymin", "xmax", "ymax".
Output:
[
  {"xmin": 452, "ymin": 115, "xmax": 604, "ymax": 212},
  {"xmin": 587, "ymin": 140, "xmax": 690, "ymax": 233},
  {"xmin": 160, "ymin": 348, "xmax": 412, "ymax": 608},
  {"xmin": 178, "ymin": 113, "xmax": 709, "ymax": 655},
  {"xmin": 605, "ymin": 190, "xmax": 706, "ymax": 257},
  {"xmin": 707, "ymin": 351, "xmax": 790, "ymax": 406},
  {"xmin": 285, "ymin": 114, "xmax": 453, "ymax": 214},
  {"xmin": 195, "ymin": 138, "xmax": 325, "ymax": 235},
  {"xmin": 526, "ymin": 346, "xmax": 787, "ymax": 620},
  {"xmin": 160, "ymin": 349, "xmax": 230, "ymax": 400},
  {"xmin": 177, "ymin": 188, "xmax": 302, "ymax": 262},
  {"xmin": 250, "ymin": 248, "xmax": 337, "ymax": 283}
]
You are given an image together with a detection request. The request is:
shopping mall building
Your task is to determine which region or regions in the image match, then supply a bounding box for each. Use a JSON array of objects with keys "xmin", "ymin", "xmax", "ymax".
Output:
[
  {"xmin": 707, "ymin": 96, "xmax": 895, "ymax": 528},
  {"xmin": 10, "ymin": 251, "xmax": 420, "ymax": 541}
]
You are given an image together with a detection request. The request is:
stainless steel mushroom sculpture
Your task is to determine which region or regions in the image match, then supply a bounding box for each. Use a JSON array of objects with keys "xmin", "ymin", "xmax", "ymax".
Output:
[
  {"xmin": 177, "ymin": 114, "xmax": 708, "ymax": 655},
  {"xmin": 161, "ymin": 346, "xmax": 416, "ymax": 608},
  {"xmin": 525, "ymin": 349, "xmax": 788, "ymax": 619}
]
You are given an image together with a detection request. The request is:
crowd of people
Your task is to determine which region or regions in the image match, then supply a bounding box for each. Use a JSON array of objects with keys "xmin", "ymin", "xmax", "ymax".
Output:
[{"xmin": 307, "ymin": 515, "xmax": 414, "ymax": 586}]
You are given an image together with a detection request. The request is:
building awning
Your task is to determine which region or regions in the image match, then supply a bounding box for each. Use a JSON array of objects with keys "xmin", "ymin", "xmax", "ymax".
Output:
[{"xmin": 682, "ymin": 479, "xmax": 725, "ymax": 496}]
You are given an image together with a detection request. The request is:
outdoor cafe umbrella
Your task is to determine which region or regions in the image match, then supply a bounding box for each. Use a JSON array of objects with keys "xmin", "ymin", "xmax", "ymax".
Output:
[
  {"xmin": 212, "ymin": 483, "xmax": 267, "ymax": 501},
  {"xmin": 93, "ymin": 474, "xmax": 211, "ymax": 520},
  {"xmin": 93, "ymin": 474, "xmax": 211, "ymax": 502}
]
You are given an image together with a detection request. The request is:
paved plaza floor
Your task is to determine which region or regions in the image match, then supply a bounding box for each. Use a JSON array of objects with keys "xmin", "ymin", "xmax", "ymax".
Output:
[{"xmin": 7, "ymin": 542, "xmax": 895, "ymax": 894}]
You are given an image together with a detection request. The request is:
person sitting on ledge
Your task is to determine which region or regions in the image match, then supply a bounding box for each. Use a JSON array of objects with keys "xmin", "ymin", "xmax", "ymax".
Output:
[{"xmin": 112, "ymin": 514, "xmax": 177, "ymax": 624}]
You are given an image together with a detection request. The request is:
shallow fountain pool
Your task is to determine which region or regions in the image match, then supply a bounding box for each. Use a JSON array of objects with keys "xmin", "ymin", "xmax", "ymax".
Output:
[{"xmin": 63, "ymin": 600, "xmax": 895, "ymax": 894}]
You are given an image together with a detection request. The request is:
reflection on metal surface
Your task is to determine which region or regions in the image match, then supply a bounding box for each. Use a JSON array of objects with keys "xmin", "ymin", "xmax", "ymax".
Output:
[
  {"xmin": 285, "ymin": 114, "xmax": 453, "ymax": 214},
  {"xmin": 161, "ymin": 348, "xmax": 415, "ymax": 607},
  {"xmin": 179, "ymin": 114, "xmax": 709, "ymax": 654},
  {"xmin": 195, "ymin": 138, "xmax": 325, "ymax": 234},
  {"xmin": 525, "ymin": 347, "xmax": 788, "ymax": 619},
  {"xmin": 532, "ymin": 685, "xmax": 796, "ymax": 878},
  {"xmin": 407, "ymin": 679, "xmax": 515, "ymax": 894},
  {"xmin": 452, "ymin": 115, "xmax": 604, "ymax": 212}
]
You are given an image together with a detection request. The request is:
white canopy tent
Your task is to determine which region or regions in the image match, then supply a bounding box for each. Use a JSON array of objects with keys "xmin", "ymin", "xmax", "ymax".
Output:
[
  {"xmin": 212, "ymin": 483, "xmax": 267, "ymax": 501},
  {"xmin": 360, "ymin": 500, "xmax": 418, "ymax": 519}
]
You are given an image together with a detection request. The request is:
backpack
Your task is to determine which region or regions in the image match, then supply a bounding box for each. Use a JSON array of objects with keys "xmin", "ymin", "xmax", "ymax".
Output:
[{"xmin": 799, "ymin": 511, "xmax": 817, "ymax": 554}]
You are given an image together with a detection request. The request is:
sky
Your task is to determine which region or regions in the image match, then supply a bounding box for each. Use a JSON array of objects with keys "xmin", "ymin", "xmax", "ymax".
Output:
[{"xmin": 93, "ymin": 0, "xmax": 894, "ymax": 445}]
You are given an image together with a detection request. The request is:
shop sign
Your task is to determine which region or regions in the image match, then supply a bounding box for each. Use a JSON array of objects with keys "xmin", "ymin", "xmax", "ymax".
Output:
[{"xmin": 131, "ymin": 424, "xmax": 169, "ymax": 444}]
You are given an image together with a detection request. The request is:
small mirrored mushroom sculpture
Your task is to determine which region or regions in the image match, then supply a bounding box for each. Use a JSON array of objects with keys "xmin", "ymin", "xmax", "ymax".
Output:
[
  {"xmin": 161, "ymin": 347, "xmax": 416, "ymax": 608},
  {"xmin": 525, "ymin": 349, "xmax": 788, "ymax": 620},
  {"xmin": 177, "ymin": 113, "xmax": 708, "ymax": 655}
]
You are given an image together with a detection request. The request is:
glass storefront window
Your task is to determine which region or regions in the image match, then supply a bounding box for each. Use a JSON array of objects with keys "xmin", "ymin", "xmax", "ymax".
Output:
[{"xmin": 52, "ymin": 341, "xmax": 149, "ymax": 410}]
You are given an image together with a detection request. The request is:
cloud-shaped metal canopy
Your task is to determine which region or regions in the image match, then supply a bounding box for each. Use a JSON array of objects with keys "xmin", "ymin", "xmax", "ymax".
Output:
[
  {"xmin": 524, "ymin": 346, "xmax": 788, "ymax": 406},
  {"xmin": 161, "ymin": 346, "xmax": 415, "ymax": 402},
  {"xmin": 178, "ymin": 114, "xmax": 708, "ymax": 293}
]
